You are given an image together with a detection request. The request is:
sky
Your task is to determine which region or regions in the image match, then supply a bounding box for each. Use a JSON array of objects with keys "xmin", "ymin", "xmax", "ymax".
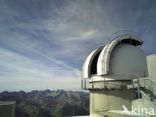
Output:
[{"xmin": 0, "ymin": 0, "xmax": 156, "ymax": 92}]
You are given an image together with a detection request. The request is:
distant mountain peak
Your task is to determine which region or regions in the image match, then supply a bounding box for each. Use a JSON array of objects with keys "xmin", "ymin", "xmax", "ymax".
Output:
[{"xmin": 0, "ymin": 90, "xmax": 89, "ymax": 117}]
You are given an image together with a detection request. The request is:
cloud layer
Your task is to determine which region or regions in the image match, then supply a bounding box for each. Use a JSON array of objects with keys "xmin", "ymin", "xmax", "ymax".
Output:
[{"xmin": 0, "ymin": 0, "xmax": 156, "ymax": 91}]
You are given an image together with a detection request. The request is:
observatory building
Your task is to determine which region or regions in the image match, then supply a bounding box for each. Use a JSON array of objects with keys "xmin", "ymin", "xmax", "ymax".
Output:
[{"xmin": 81, "ymin": 34, "xmax": 156, "ymax": 117}]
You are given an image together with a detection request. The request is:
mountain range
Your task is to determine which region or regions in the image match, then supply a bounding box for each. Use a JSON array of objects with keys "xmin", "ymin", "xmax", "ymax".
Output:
[{"xmin": 0, "ymin": 90, "xmax": 89, "ymax": 117}]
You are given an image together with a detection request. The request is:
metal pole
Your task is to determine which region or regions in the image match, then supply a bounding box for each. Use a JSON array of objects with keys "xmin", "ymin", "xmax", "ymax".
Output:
[
  {"xmin": 151, "ymin": 80, "xmax": 153, "ymax": 93},
  {"xmin": 144, "ymin": 79, "xmax": 146, "ymax": 89},
  {"xmin": 84, "ymin": 79, "xmax": 86, "ymax": 89}
]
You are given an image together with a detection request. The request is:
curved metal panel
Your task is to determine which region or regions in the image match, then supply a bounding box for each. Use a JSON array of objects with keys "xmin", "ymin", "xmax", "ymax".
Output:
[
  {"xmin": 97, "ymin": 34, "xmax": 143, "ymax": 76},
  {"xmin": 97, "ymin": 44, "xmax": 109, "ymax": 75},
  {"xmin": 82, "ymin": 47, "xmax": 104, "ymax": 78}
]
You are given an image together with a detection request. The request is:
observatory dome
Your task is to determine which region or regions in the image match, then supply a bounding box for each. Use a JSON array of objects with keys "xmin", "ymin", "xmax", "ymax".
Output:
[{"xmin": 82, "ymin": 34, "xmax": 148, "ymax": 80}]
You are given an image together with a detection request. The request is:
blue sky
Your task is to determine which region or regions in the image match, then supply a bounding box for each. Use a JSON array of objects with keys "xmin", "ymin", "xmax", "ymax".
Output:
[{"xmin": 0, "ymin": 0, "xmax": 156, "ymax": 92}]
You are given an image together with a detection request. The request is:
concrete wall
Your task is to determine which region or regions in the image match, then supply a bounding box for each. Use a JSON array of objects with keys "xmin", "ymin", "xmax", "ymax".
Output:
[
  {"xmin": 0, "ymin": 102, "xmax": 16, "ymax": 117},
  {"xmin": 90, "ymin": 89, "xmax": 134, "ymax": 117},
  {"xmin": 147, "ymin": 55, "xmax": 156, "ymax": 83}
]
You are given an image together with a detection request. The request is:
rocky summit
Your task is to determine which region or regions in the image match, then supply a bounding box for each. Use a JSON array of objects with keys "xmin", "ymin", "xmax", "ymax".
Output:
[{"xmin": 0, "ymin": 90, "xmax": 89, "ymax": 117}]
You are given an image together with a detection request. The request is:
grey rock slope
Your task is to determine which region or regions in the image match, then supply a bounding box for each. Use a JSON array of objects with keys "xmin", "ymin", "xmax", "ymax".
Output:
[{"xmin": 0, "ymin": 90, "xmax": 89, "ymax": 117}]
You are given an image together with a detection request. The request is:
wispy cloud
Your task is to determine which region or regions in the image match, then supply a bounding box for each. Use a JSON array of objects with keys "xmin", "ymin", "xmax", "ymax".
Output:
[
  {"xmin": 0, "ymin": 47, "xmax": 81, "ymax": 91},
  {"xmin": 0, "ymin": 0, "xmax": 156, "ymax": 91}
]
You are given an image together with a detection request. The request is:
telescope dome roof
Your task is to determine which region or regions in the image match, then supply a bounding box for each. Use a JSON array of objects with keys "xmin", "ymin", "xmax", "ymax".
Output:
[{"xmin": 82, "ymin": 34, "xmax": 148, "ymax": 80}]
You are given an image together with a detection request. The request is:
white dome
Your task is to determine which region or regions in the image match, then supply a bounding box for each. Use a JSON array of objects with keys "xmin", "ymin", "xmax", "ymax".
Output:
[
  {"xmin": 108, "ymin": 44, "xmax": 148, "ymax": 79},
  {"xmin": 82, "ymin": 34, "xmax": 148, "ymax": 80}
]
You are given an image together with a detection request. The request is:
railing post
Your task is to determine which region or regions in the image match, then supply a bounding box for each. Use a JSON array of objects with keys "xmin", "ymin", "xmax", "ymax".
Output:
[
  {"xmin": 137, "ymin": 82, "xmax": 141, "ymax": 99},
  {"xmin": 92, "ymin": 78, "xmax": 94, "ymax": 89},
  {"xmin": 104, "ymin": 78, "xmax": 105, "ymax": 89},
  {"xmin": 144, "ymin": 79, "xmax": 146, "ymax": 88},
  {"xmin": 148, "ymin": 80, "xmax": 150, "ymax": 91},
  {"xmin": 138, "ymin": 77, "xmax": 140, "ymax": 87},
  {"xmin": 84, "ymin": 79, "xmax": 86, "ymax": 89},
  {"xmin": 81, "ymin": 79, "xmax": 83, "ymax": 89},
  {"xmin": 151, "ymin": 80, "xmax": 153, "ymax": 93}
]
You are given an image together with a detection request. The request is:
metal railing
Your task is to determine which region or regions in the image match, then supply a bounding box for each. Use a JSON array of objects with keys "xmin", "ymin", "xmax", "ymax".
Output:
[
  {"xmin": 132, "ymin": 78, "xmax": 156, "ymax": 98},
  {"xmin": 81, "ymin": 78, "xmax": 131, "ymax": 90},
  {"xmin": 82, "ymin": 77, "xmax": 156, "ymax": 97},
  {"xmin": 81, "ymin": 78, "xmax": 95, "ymax": 90}
]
